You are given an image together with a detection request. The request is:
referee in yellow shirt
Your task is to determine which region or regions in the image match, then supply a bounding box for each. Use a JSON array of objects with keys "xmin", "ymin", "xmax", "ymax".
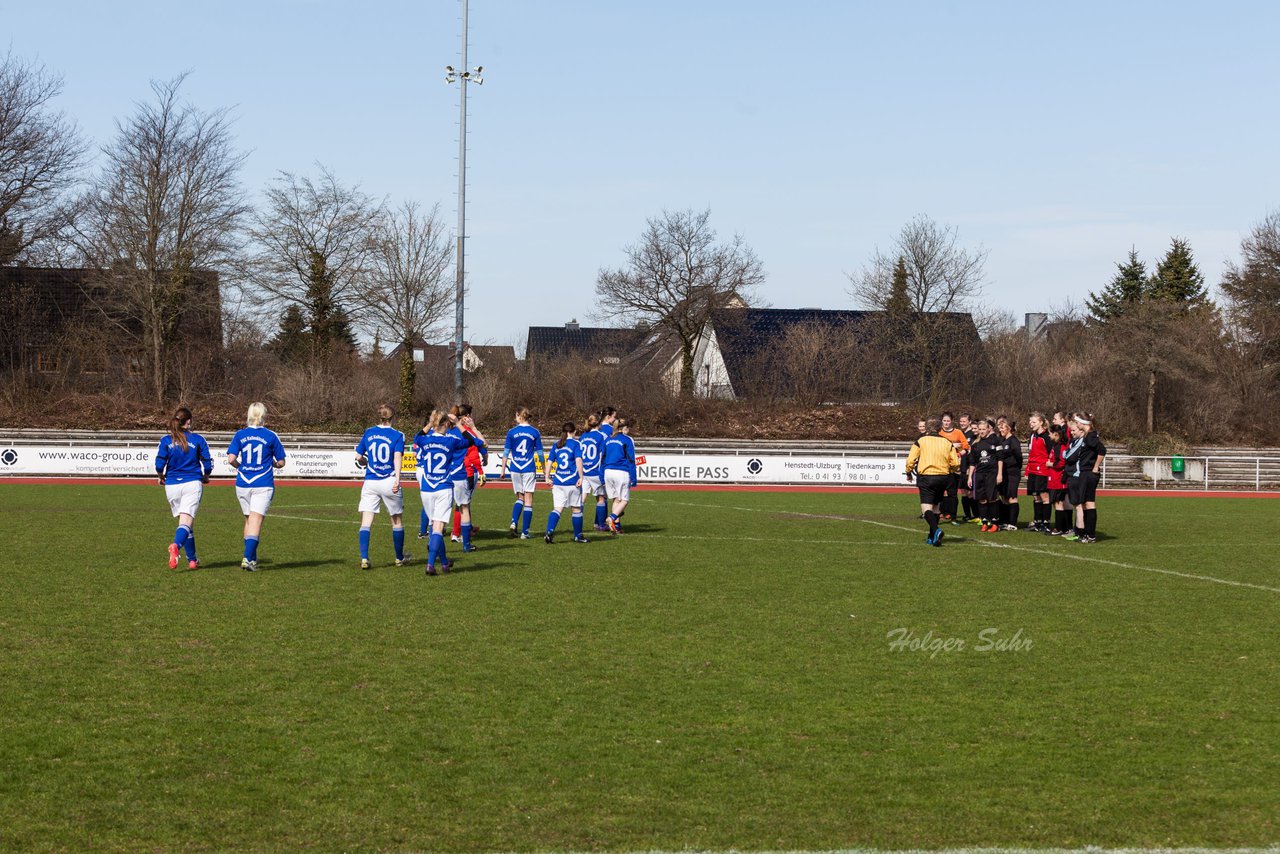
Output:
[{"xmin": 905, "ymin": 417, "xmax": 961, "ymax": 546}]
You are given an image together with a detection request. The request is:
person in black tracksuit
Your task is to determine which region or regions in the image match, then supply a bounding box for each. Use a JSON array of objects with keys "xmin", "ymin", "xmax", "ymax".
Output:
[
  {"xmin": 994, "ymin": 416, "xmax": 1023, "ymax": 531},
  {"xmin": 957, "ymin": 413, "xmax": 979, "ymax": 522},
  {"xmin": 1063, "ymin": 413, "xmax": 1106, "ymax": 543},
  {"xmin": 968, "ymin": 418, "xmax": 1000, "ymax": 532}
]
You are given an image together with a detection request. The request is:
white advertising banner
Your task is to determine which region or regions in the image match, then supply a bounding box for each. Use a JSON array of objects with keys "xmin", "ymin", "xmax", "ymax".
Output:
[
  {"xmin": 1, "ymin": 444, "xmax": 910, "ymax": 486},
  {"xmin": 0, "ymin": 444, "xmax": 365, "ymax": 479}
]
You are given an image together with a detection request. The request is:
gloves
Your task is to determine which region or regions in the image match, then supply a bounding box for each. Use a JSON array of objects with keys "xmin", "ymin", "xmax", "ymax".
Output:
[{"xmin": 475, "ymin": 471, "xmax": 486, "ymax": 487}]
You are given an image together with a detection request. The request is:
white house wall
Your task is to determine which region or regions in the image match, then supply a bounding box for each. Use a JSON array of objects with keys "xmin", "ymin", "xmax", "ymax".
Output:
[{"xmin": 692, "ymin": 324, "xmax": 735, "ymax": 399}]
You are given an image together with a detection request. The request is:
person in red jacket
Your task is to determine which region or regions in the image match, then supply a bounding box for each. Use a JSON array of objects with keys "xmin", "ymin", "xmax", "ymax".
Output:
[
  {"xmin": 1043, "ymin": 422, "xmax": 1070, "ymax": 535},
  {"xmin": 1024, "ymin": 411, "xmax": 1053, "ymax": 532},
  {"xmin": 450, "ymin": 404, "xmax": 486, "ymax": 542}
]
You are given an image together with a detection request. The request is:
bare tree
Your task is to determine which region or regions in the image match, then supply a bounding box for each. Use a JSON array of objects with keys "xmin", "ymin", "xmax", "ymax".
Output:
[
  {"xmin": 0, "ymin": 51, "xmax": 88, "ymax": 263},
  {"xmin": 849, "ymin": 215, "xmax": 988, "ymax": 407},
  {"xmin": 78, "ymin": 74, "xmax": 248, "ymax": 404},
  {"xmin": 1222, "ymin": 209, "xmax": 1280, "ymax": 366},
  {"xmin": 595, "ymin": 208, "xmax": 764, "ymax": 396},
  {"xmin": 245, "ymin": 167, "xmax": 383, "ymax": 364},
  {"xmin": 353, "ymin": 201, "xmax": 454, "ymax": 414}
]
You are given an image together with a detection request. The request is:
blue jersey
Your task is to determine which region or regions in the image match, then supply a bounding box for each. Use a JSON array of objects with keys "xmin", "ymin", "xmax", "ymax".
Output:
[
  {"xmin": 549, "ymin": 439, "xmax": 583, "ymax": 486},
  {"xmin": 355, "ymin": 425, "xmax": 405, "ymax": 480},
  {"xmin": 414, "ymin": 430, "xmax": 464, "ymax": 492},
  {"xmin": 503, "ymin": 424, "xmax": 544, "ymax": 474},
  {"xmin": 155, "ymin": 432, "xmax": 213, "ymax": 485},
  {"xmin": 446, "ymin": 426, "xmax": 486, "ymax": 481},
  {"xmin": 603, "ymin": 432, "xmax": 637, "ymax": 484},
  {"xmin": 579, "ymin": 429, "xmax": 606, "ymax": 478},
  {"xmin": 227, "ymin": 427, "xmax": 286, "ymax": 488}
]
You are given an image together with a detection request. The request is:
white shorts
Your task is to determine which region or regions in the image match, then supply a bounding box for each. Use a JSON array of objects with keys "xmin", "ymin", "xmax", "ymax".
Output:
[
  {"xmin": 419, "ymin": 488, "xmax": 453, "ymax": 524},
  {"xmin": 510, "ymin": 471, "xmax": 537, "ymax": 494},
  {"xmin": 236, "ymin": 486, "xmax": 274, "ymax": 516},
  {"xmin": 552, "ymin": 483, "xmax": 583, "ymax": 510},
  {"xmin": 605, "ymin": 470, "xmax": 631, "ymax": 502},
  {"xmin": 165, "ymin": 481, "xmax": 203, "ymax": 518},
  {"xmin": 583, "ymin": 475, "xmax": 603, "ymax": 497},
  {"xmin": 359, "ymin": 476, "xmax": 404, "ymax": 515},
  {"xmin": 452, "ymin": 479, "xmax": 473, "ymax": 506}
]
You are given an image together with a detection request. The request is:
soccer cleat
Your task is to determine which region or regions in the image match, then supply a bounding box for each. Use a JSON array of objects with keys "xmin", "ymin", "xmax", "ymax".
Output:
[
  {"xmin": 951, "ymin": 517, "xmax": 964, "ymax": 526},
  {"xmin": 1003, "ymin": 524, "xmax": 1018, "ymax": 532},
  {"xmin": 1048, "ymin": 528, "xmax": 1066, "ymax": 536},
  {"xmin": 450, "ymin": 535, "xmax": 461, "ymax": 543},
  {"xmin": 573, "ymin": 535, "xmax": 589, "ymax": 544},
  {"xmin": 440, "ymin": 558, "xmax": 454, "ymax": 573},
  {"xmin": 924, "ymin": 534, "xmax": 933, "ymax": 545},
  {"xmin": 168, "ymin": 543, "xmax": 180, "ymax": 570},
  {"xmin": 395, "ymin": 553, "xmax": 413, "ymax": 567},
  {"xmin": 545, "ymin": 532, "xmax": 554, "ymax": 544},
  {"xmin": 1079, "ymin": 535, "xmax": 1097, "ymax": 544},
  {"xmin": 1063, "ymin": 532, "xmax": 1080, "ymax": 541},
  {"xmin": 519, "ymin": 532, "xmax": 531, "ymax": 540},
  {"xmin": 606, "ymin": 516, "xmax": 618, "ymax": 534},
  {"xmin": 360, "ymin": 558, "xmax": 372, "ymax": 570},
  {"xmin": 933, "ymin": 529, "xmax": 945, "ymax": 547},
  {"xmin": 594, "ymin": 525, "xmax": 609, "ymax": 533},
  {"xmin": 187, "ymin": 559, "xmax": 199, "ymax": 570},
  {"xmin": 462, "ymin": 544, "xmax": 478, "ymax": 553},
  {"xmin": 508, "ymin": 521, "xmax": 517, "ymax": 535},
  {"xmin": 417, "ymin": 531, "xmax": 428, "ymax": 540},
  {"xmin": 425, "ymin": 564, "xmax": 437, "ymax": 576},
  {"xmin": 941, "ymin": 514, "xmax": 952, "ymax": 521}
]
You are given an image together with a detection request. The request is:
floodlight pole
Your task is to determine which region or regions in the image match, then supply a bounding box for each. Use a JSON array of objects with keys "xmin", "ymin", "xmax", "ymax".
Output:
[{"xmin": 446, "ymin": 0, "xmax": 482, "ymax": 402}]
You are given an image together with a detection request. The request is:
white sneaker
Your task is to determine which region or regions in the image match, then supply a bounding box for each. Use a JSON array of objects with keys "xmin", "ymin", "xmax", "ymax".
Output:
[{"xmin": 450, "ymin": 535, "xmax": 461, "ymax": 543}]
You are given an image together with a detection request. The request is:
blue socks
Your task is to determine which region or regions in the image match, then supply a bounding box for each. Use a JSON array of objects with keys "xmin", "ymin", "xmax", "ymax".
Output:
[
  {"xmin": 522, "ymin": 507, "xmax": 533, "ymax": 534},
  {"xmin": 359, "ymin": 527, "xmax": 371, "ymax": 559},
  {"xmin": 461, "ymin": 523, "xmax": 472, "ymax": 549},
  {"xmin": 546, "ymin": 511, "xmax": 561, "ymax": 534},
  {"xmin": 595, "ymin": 504, "xmax": 606, "ymax": 528},
  {"xmin": 174, "ymin": 525, "xmax": 190, "ymax": 548},
  {"xmin": 428, "ymin": 532, "xmax": 443, "ymax": 567},
  {"xmin": 393, "ymin": 527, "xmax": 405, "ymax": 560},
  {"xmin": 244, "ymin": 536, "xmax": 259, "ymax": 561},
  {"xmin": 572, "ymin": 512, "xmax": 583, "ymax": 538},
  {"xmin": 419, "ymin": 509, "xmax": 429, "ymax": 537},
  {"xmin": 511, "ymin": 501, "xmax": 522, "ymax": 526},
  {"xmin": 184, "ymin": 534, "xmax": 197, "ymax": 561}
]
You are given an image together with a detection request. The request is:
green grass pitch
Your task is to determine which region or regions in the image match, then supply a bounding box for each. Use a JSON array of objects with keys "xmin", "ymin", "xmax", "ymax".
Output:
[{"xmin": 1, "ymin": 482, "xmax": 1278, "ymax": 851}]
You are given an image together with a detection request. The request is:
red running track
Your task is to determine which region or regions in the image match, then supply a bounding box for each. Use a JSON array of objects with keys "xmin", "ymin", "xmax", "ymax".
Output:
[{"xmin": 2, "ymin": 477, "xmax": 1277, "ymax": 498}]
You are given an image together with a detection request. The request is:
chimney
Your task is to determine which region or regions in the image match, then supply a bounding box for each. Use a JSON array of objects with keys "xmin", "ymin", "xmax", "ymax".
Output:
[
  {"xmin": 1025, "ymin": 313, "xmax": 1048, "ymax": 339},
  {"xmin": 565, "ymin": 319, "xmax": 580, "ymax": 331}
]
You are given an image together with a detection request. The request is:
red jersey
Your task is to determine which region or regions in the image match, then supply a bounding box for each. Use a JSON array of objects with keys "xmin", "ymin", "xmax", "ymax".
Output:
[
  {"xmin": 1026, "ymin": 430, "xmax": 1053, "ymax": 477},
  {"xmin": 1044, "ymin": 440, "xmax": 1068, "ymax": 490},
  {"xmin": 461, "ymin": 423, "xmax": 485, "ymax": 475}
]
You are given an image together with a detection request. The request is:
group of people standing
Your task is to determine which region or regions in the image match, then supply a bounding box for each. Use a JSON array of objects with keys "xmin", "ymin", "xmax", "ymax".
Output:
[
  {"xmin": 153, "ymin": 402, "xmax": 640, "ymax": 577},
  {"xmin": 905, "ymin": 410, "xmax": 1107, "ymax": 547}
]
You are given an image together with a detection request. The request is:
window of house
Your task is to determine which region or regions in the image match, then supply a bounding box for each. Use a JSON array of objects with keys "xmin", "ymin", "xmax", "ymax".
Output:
[{"xmin": 35, "ymin": 350, "xmax": 61, "ymax": 374}]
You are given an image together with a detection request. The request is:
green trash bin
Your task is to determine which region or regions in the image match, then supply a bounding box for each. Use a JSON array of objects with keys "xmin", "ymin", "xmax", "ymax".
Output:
[{"xmin": 1171, "ymin": 455, "xmax": 1185, "ymax": 476}]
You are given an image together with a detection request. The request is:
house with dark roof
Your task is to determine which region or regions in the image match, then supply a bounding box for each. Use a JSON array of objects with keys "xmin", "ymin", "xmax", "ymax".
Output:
[
  {"xmin": 386, "ymin": 340, "xmax": 517, "ymax": 373},
  {"xmin": 691, "ymin": 306, "xmax": 981, "ymax": 401},
  {"xmin": 524, "ymin": 320, "xmax": 646, "ymax": 365}
]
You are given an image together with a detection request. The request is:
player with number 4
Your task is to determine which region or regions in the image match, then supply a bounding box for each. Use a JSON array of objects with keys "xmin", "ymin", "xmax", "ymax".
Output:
[{"xmin": 501, "ymin": 407, "xmax": 545, "ymax": 540}]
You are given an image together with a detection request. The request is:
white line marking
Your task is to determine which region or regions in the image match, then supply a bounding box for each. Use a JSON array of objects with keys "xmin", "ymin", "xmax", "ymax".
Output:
[
  {"xmin": 272, "ymin": 513, "xmax": 360, "ymax": 526},
  {"xmin": 649, "ymin": 498, "xmax": 1280, "ymax": 595}
]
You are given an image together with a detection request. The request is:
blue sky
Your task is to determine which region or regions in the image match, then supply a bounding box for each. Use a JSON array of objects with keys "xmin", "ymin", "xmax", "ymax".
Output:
[{"xmin": 7, "ymin": 1, "xmax": 1279, "ymax": 352}]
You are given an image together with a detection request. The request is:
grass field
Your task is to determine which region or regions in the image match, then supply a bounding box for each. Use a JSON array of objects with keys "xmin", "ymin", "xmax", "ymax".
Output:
[{"xmin": 1, "ymin": 481, "xmax": 1278, "ymax": 852}]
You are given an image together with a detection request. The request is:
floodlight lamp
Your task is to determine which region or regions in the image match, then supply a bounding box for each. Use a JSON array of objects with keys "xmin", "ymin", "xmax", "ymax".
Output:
[{"xmin": 445, "ymin": 65, "xmax": 454, "ymax": 73}]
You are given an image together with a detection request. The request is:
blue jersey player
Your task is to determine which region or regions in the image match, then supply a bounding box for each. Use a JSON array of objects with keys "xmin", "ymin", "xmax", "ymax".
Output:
[
  {"xmin": 602, "ymin": 417, "xmax": 638, "ymax": 534},
  {"xmin": 500, "ymin": 407, "xmax": 544, "ymax": 539},
  {"xmin": 543, "ymin": 422, "xmax": 588, "ymax": 544},
  {"xmin": 226, "ymin": 402, "xmax": 287, "ymax": 571},
  {"xmin": 578, "ymin": 407, "xmax": 617, "ymax": 531},
  {"xmin": 154, "ymin": 406, "xmax": 213, "ymax": 570},
  {"xmin": 354, "ymin": 404, "xmax": 408, "ymax": 570}
]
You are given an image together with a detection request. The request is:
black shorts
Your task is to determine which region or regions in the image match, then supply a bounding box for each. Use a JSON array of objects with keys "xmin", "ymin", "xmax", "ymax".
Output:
[
  {"xmin": 944, "ymin": 472, "xmax": 959, "ymax": 497},
  {"xmin": 1026, "ymin": 474, "xmax": 1048, "ymax": 495},
  {"xmin": 1049, "ymin": 488, "xmax": 1068, "ymax": 505},
  {"xmin": 916, "ymin": 474, "xmax": 949, "ymax": 507},
  {"xmin": 1000, "ymin": 469, "xmax": 1021, "ymax": 501},
  {"xmin": 973, "ymin": 470, "xmax": 999, "ymax": 503},
  {"xmin": 1068, "ymin": 472, "xmax": 1100, "ymax": 505}
]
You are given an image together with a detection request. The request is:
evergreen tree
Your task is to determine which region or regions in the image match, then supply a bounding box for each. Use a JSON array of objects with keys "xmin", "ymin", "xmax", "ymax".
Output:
[
  {"xmin": 1147, "ymin": 237, "xmax": 1208, "ymax": 305},
  {"xmin": 885, "ymin": 255, "xmax": 912, "ymax": 317},
  {"xmin": 273, "ymin": 304, "xmax": 310, "ymax": 363},
  {"xmin": 1087, "ymin": 248, "xmax": 1147, "ymax": 324}
]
